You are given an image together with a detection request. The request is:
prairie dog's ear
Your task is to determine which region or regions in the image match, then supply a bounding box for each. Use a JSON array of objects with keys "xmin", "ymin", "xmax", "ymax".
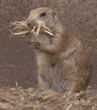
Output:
[{"xmin": 51, "ymin": 11, "xmax": 57, "ymax": 19}]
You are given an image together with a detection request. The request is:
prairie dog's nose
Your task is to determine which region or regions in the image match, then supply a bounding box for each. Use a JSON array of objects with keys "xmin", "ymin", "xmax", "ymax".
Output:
[
  {"xmin": 26, "ymin": 18, "xmax": 37, "ymax": 29},
  {"xmin": 26, "ymin": 19, "xmax": 32, "ymax": 28},
  {"xmin": 27, "ymin": 22, "xmax": 31, "ymax": 27}
]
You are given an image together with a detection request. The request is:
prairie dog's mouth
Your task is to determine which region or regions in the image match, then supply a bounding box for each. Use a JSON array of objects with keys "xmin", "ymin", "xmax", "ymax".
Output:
[
  {"xmin": 32, "ymin": 23, "xmax": 53, "ymax": 35},
  {"xmin": 10, "ymin": 21, "xmax": 53, "ymax": 36}
]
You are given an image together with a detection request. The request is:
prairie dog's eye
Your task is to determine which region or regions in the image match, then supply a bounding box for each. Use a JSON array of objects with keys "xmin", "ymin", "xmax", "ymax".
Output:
[{"xmin": 40, "ymin": 12, "xmax": 46, "ymax": 17}]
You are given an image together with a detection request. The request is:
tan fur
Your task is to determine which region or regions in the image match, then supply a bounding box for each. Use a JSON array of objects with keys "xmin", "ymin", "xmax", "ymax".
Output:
[{"xmin": 25, "ymin": 7, "xmax": 92, "ymax": 93}]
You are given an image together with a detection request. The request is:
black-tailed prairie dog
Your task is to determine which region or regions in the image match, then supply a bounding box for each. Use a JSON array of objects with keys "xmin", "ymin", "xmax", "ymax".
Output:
[{"xmin": 25, "ymin": 7, "xmax": 92, "ymax": 93}]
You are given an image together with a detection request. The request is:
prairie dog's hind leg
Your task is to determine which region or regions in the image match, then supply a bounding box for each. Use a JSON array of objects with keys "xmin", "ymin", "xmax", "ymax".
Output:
[
  {"xmin": 38, "ymin": 76, "xmax": 50, "ymax": 91},
  {"xmin": 67, "ymin": 78, "xmax": 86, "ymax": 93}
]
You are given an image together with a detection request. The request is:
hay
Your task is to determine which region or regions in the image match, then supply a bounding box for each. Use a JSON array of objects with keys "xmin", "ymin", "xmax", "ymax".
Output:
[{"xmin": 11, "ymin": 21, "xmax": 53, "ymax": 36}]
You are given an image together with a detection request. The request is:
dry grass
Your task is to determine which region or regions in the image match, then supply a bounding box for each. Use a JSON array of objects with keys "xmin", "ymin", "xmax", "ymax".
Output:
[
  {"xmin": 0, "ymin": 86, "xmax": 97, "ymax": 110},
  {"xmin": 10, "ymin": 21, "xmax": 53, "ymax": 36}
]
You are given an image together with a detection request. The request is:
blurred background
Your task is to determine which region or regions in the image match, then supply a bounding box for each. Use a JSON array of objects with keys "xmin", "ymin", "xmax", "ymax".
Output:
[{"xmin": 0, "ymin": 0, "xmax": 97, "ymax": 89}]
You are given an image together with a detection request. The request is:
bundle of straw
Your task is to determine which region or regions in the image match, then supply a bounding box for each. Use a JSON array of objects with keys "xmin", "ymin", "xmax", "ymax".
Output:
[{"xmin": 11, "ymin": 21, "xmax": 53, "ymax": 36}]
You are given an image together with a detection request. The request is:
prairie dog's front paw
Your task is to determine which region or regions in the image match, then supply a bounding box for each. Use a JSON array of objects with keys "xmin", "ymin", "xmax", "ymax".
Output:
[
  {"xmin": 27, "ymin": 41, "xmax": 40, "ymax": 49},
  {"xmin": 35, "ymin": 34, "xmax": 50, "ymax": 44},
  {"xmin": 33, "ymin": 42, "xmax": 40, "ymax": 49}
]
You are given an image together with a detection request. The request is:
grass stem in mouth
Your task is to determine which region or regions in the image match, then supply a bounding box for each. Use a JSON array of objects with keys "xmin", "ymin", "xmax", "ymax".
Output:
[
  {"xmin": 31, "ymin": 26, "xmax": 36, "ymax": 33},
  {"xmin": 41, "ymin": 24, "xmax": 53, "ymax": 33},
  {"xmin": 37, "ymin": 24, "xmax": 41, "ymax": 35},
  {"xmin": 9, "ymin": 29, "xmax": 30, "ymax": 35},
  {"xmin": 44, "ymin": 30, "xmax": 53, "ymax": 35},
  {"xmin": 11, "ymin": 21, "xmax": 53, "ymax": 36}
]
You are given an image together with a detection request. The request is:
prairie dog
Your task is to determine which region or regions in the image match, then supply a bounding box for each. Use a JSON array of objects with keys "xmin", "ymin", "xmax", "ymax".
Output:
[{"xmin": 25, "ymin": 7, "xmax": 92, "ymax": 93}]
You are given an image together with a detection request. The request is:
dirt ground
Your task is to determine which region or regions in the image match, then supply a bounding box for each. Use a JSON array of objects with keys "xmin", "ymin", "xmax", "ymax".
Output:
[
  {"xmin": 0, "ymin": 86, "xmax": 97, "ymax": 110},
  {"xmin": 0, "ymin": 0, "xmax": 97, "ymax": 110}
]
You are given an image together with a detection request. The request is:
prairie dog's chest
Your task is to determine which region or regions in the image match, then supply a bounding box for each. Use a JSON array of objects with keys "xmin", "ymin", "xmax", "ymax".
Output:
[{"xmin": 36, "ymin": 51, "xmax": 60, "ymax": 67}]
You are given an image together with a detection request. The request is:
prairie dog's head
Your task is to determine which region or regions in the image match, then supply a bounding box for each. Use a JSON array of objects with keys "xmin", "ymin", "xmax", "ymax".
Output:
[{"xmin": 26, "ymin": 7, "xmax": 62, "ymax": 34}]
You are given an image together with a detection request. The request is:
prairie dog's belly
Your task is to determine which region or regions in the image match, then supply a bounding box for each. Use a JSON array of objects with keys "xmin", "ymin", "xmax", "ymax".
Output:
[{"xmin": 37, "ymin": 52, "xmax": 72, "ymax": 92}]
